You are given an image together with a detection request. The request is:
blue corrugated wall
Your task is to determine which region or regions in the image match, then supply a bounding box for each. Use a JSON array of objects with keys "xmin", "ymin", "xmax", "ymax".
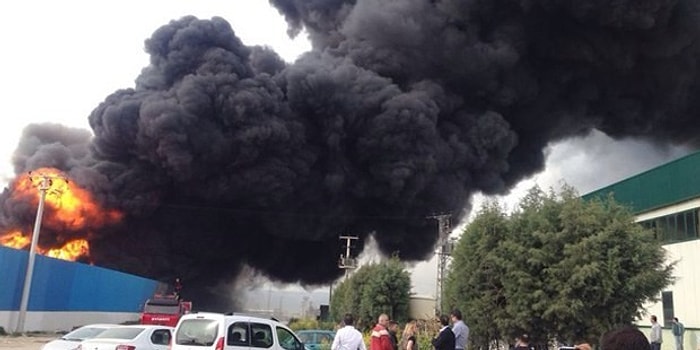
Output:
[{"xmin": 0, "ymin": 245, "xmax": 158, "ymax": 312}]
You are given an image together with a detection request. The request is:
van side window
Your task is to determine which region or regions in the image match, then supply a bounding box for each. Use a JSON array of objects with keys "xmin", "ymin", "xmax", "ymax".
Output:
[
  {"xmin": 251, "ymin": 323, "xmax": 273, "ymax": 348},
  {"xmin": 228, "ymin": 322, "xmax": 250, "ymax": 346},
  {"xmin": 277, "ymin": 327, "xmax": 302, "ymax": 350}
]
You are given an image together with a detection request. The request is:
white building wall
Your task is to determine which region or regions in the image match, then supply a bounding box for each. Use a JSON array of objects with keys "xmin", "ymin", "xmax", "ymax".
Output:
[{"xmin": 635, "ymin": 200, "xmax": 700, "ymax": 329}]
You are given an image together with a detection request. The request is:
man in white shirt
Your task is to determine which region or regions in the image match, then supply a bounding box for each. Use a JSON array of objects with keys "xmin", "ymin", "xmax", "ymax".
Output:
[{"xmin": 332, "ymin": 313, "xmax": 367, "ymax": 350}]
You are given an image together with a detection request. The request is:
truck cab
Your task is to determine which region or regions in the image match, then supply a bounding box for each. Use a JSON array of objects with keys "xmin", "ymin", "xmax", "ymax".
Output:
[{"xmin": 141, "ymin": 294, "xmax": 192, "ymax": 327}]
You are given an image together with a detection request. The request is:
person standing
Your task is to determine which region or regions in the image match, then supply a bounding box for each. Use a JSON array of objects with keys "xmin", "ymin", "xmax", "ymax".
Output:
[
  {"xmin": 400, "ymin": 320, "xmax": 418, "ymax": 350},
  {"xmin": 433, "ymin": 315, "xmax": 456, "ymax": 350},
  {"xmin": 332, "ymin": 313, "xmax": 367, "ymax": 350},
  {"xmin": 451, "ymin": 309, "xmax": 469, "ymax": 350},
  {"xmin": 388, "ymin": 320, "xmax": 400, "ymax": 350},
  {"xmin": 672, "ymin": 317, "xmax": 685, "ymax": 350},
  {"xmin": 649, "ymin": 315, "xmax": 662, "ymax": 350},
  {"xmin": 371, "ymin": 314, "xmax": 394, "ymax": 350}
]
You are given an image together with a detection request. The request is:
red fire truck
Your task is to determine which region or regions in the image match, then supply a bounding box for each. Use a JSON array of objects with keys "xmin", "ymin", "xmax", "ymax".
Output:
[{"xmin": 140, "ymin": 293, "xmax": 192, "ymax": 327}]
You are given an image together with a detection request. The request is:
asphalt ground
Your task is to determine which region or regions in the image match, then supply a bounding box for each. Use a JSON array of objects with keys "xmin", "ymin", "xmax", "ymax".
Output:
[{"xmin": 0, "ymin": 334, "xmax": 58, "ymax": 350}]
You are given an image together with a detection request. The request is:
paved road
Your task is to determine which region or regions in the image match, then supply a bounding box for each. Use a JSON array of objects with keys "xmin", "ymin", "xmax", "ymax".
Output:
[{"xmin": 0, "ymin": 335, "xmax": 57, "ymax": 350}]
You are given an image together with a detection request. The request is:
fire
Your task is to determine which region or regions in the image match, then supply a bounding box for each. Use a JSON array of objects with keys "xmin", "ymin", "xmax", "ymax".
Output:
[
  {"xmin": 0, "ymin": 167, "xmax": 123, "ymax": 262},
  {"xmin": 46, "ymin": 239, "xmax": 90, "ymax": 260},
  {"xmin": 0, "ymin": 231, "xmax": 29, "ymax": 249},
  {"xmin": 1, "ymin": 231, "xmax": 90, "ymax": 261}
]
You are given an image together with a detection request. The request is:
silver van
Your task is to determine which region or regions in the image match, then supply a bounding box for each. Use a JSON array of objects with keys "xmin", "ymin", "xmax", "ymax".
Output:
[{"xmin": 172, "ymin": 312, "xmax": 306, "ymax": 350}]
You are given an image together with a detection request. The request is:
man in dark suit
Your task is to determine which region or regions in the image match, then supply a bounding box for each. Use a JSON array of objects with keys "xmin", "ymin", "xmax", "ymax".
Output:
[{"xmin": 432, "ymin": 315, "xmax": 456, "ymax": 350}]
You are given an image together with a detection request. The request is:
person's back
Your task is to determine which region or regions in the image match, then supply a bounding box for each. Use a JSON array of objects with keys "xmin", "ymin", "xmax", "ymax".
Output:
[
  {"xmin": 332, "ymin": 314, "xmax": 367, "ymax": 350},
  {"xmin": 601, "ymin": 326, "xmax": 651, "ymax": 350},
  {"xmin": 450, "ymin": 309, "xmax": 469, "ymax": 350}
]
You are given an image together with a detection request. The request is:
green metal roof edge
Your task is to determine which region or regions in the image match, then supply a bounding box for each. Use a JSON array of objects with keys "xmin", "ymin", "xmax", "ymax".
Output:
[{"xmin": 582, "ymin": 150, "xmax": 700, "ymax": 214}]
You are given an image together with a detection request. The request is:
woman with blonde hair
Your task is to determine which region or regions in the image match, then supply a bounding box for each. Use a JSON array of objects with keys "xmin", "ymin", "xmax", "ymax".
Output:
[{"xmin": 399, "ymin": 320, "xmax": 418, "ymax": 350}]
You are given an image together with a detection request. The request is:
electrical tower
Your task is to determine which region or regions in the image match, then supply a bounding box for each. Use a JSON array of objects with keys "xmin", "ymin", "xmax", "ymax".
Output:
[
  {"xmin": 338, "ymin": 235, "xmax": 359, "ymax": 279},
  {"xmin": 429, "ymin": 214, "xmax": 453, "ymax": 315}
]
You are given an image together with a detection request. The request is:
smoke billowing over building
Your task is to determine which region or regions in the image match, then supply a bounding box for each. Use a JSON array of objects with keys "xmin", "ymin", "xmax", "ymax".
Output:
[{"xmin": 2, "ymin": 0, "xmax": 700, "ymax": 308}]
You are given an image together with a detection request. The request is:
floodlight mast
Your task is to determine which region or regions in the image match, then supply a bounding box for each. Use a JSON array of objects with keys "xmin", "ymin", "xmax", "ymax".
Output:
[{"xmin": 16, "ymin": 173, "xmax": 61, "ymax": 334}]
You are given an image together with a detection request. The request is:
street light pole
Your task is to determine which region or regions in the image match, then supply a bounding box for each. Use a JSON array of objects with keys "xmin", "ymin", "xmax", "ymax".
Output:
[{"xmin": 16, "ymin": 175, "xmax": 51, "ymax": 334}]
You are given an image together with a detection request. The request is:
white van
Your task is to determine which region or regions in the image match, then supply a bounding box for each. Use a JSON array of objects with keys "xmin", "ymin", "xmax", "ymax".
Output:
[{"xmin": 171, "ymin": 312, "xmax": 306, "ymax": 350}]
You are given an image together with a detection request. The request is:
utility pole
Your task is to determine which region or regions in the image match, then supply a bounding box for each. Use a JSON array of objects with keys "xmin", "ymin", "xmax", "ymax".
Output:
[
  {"xmin": 338, "ymin": 235, "xmax": 358, "ymax": 280},
  {"xmin": 429, "ymin": 214, "xmax": 453, "ymax": 315},
  {"xmin": 16, "ymin": 172, "xmax": 64, "ymax": 333}
]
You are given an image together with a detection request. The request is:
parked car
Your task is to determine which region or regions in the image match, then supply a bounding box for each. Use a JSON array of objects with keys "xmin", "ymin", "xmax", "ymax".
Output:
[
  {"xmin": 171, "ymin": 312, "xmax": 306, "ymax": 350},
  {"xmin": 41, "ymin": 323, "xmax": 119, "ymax": 350},
  {"xmin": 76, "ymin": 324, "xmax": 174, "ymax": 350},
  {"xmin": 296, "ymin": 330, "xmax": 335, "ymax": 350}
]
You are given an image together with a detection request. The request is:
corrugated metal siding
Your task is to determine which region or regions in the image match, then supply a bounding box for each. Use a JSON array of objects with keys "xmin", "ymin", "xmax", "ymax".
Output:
[
  {"xmin": 0, "ymin": 245, "xmax": 158, "ymax": 312},
  {"xmin": 583, "ymin": 151, "xmax": 700, "ymax": 213}
]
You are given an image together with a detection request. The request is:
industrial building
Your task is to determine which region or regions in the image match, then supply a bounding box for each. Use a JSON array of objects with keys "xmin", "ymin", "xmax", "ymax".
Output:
[
  {"xmin": 0, "ymin": 245, "xmax": 158, "ymax": 332},
  {"xmin": 584, "ymin": 150, "xmax": 700, "ymax": 349}
]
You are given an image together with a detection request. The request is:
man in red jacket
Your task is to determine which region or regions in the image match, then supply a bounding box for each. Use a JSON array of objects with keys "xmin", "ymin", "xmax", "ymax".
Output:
[{"xmin": 371, "ymin": 314, "xmax": 393, "ymax": 350}]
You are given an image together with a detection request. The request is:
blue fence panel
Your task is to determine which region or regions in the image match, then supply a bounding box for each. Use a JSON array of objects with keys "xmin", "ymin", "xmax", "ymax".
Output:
[
  {"xmin": 0, "ymin": 245, "xmax": 158, "ymax": 312},
  {"xmin": 0, "ymin": 247, "xmax": 26, "ymax": 310}
]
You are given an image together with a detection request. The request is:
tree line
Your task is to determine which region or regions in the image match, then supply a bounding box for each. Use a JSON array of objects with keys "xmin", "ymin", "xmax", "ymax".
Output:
[{"xmin": 329, "ymin": 186, "xmax": 674, "ymax": 349}]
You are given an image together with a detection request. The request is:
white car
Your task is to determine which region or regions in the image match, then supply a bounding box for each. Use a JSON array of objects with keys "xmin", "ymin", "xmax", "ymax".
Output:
[
  {"xmin": 77, "ymin": 324, "xmax": 174, "ymax": 350},
  {"xmin": 171, "ymin": 312, "xmax": 305, "ymax": 350},
  {"xmin": 41, "ymin": 323, "xmax": 119, "ymax": 350}
]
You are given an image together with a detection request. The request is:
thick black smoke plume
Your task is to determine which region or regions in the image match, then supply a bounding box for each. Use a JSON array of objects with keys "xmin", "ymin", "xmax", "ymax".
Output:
[{"xmin": 3, "ymin": 0, "xmax": 700, "ymax": 308}]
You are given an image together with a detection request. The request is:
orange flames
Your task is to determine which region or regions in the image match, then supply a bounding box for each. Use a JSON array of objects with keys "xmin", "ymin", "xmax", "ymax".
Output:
[{"xmin": 0, "ymin": 167, "xmax": 123, "ymax": 262}]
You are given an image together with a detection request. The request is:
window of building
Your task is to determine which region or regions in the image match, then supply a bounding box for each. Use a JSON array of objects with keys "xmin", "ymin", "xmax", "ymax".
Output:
[
  {"xmin": 662, "ymin": 291, "xmax": 674, "ymax": 327},
  {"xmin": 639, "ymin": 209, "xmax": 699, "ymax": 244}
]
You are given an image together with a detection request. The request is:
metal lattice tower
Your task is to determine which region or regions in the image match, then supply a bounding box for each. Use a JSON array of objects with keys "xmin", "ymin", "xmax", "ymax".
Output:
[{"xmin": 429, "ymin": 214, "xmax": 452, "ymax": 315}]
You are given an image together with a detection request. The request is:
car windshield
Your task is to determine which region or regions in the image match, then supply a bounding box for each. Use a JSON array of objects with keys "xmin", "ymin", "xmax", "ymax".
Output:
[
  {"xmin": 297, "ymin": 333, "xmax": 314, "ymax": 343},
  {"xmin": 61, "ymin": 326, "xmax": 111, "ymax": 341},
  {"xmin": 144, "ymin": 304, "xmax": 180, "ymax": 314},
  {"xmin": 176, "ymin": 319, "xmax": 219, "ymax": 346},
  {"xmin": 94, "ymin": 327, "xmax": 144, "ymax": 340}
]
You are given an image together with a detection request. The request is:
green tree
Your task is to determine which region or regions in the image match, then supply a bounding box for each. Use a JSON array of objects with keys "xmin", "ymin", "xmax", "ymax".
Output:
[
  {"xmin": 330, "ymin": 257, "xmax": 411, "ymax": 329},
  {"xmin": 444, "ymin": 185, "xmax": 675, "ymax": 349},
  {"xmin": 359, "ymin": 257, "xmax": 411, "ymax": 325},
  {"xmin": 443, "ymin": 200, "xmax": 510, "ymax": 350}
]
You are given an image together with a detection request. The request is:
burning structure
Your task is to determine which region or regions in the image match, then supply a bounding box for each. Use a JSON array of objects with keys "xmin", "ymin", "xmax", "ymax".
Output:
[{"xmin": 2, "ymin": 0, "xmax": 700, "ymax": 308}]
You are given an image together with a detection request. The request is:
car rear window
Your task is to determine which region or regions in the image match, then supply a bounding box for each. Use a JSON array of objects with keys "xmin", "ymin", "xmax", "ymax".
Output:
[
  {"xmin": 176, "ymin": 319, "xmax": 219, "ymax": 346},
  {"xmin": 95, "ymin": 327, "xmax": 144, "ymax": 340},
  {"xmin": 62, "ymin": 326, "xmax": 111, "ymax": 340}
]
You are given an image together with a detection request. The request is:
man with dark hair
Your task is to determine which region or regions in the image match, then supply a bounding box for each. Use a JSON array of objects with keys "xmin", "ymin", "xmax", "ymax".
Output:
[
  {"xmin": 332, "ymin": 313, "xmax": 366, "ymax": 350},
  {"xmin": 433, "ymin": 315, "xmax": 456, "ymax": 350},
  {"xmin": 600, "ymin": 326, "xmax": 651, "ymax": 350},
  {"xmin": 388, "ymin": 320, "xmax": 399, "ymax": 350},
  {"xmin": 649, "ymin": 315, "xmax": 662, "ymax": 350},
  {"xmin": 450, "ymin": 309, "xmax": 469, "ymax": 350},
  {"xmin": 672, "ymin": 317, "xmax": 685, "ymax": 350}
]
